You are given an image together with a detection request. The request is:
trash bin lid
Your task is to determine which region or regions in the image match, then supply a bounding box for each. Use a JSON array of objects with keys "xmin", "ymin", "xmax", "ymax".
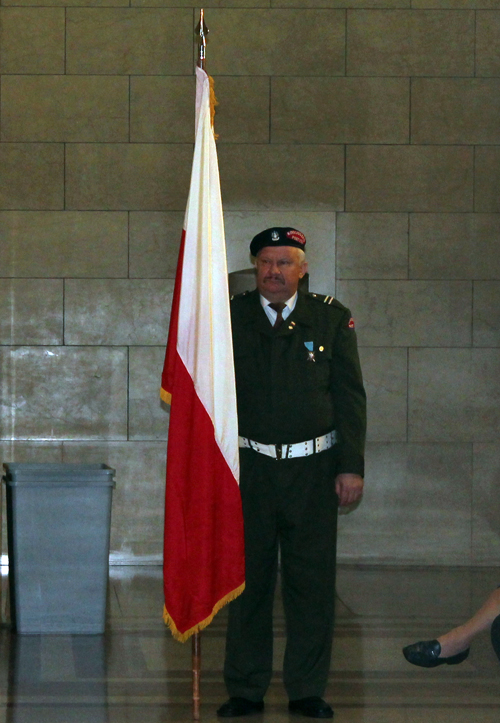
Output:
[{"xmin": 2, "ymin": 463, "xmax": 116, "ymax": 487}]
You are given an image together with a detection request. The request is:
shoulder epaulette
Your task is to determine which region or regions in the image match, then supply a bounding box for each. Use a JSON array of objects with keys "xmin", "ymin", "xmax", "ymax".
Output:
[
  {"xmin": 307, "ymin": 292, "xmax": 345, "ymax": 311},
  {"xmin": 308, "ymin": 292, "xmax": 335, "ymax": 305}
]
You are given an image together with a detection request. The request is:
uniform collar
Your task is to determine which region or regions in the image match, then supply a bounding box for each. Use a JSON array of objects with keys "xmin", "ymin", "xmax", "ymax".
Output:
[
  {"xmin": 259, "ymin": 291, "xmax": 298, "ymax": 314},
  {"xmin": 239, "ymin": 289, "xmax": 312, "ymax": 334}
]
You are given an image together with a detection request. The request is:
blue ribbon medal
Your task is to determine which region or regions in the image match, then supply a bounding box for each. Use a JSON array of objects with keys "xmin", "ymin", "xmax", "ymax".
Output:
[{"xmin": 304, "ymin": 341, "xmax": 315, "ymax": 362}]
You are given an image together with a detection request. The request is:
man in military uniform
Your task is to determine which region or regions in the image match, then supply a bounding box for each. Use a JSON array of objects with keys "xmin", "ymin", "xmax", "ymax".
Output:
[{"xmin": 217, "ymin": 228, "xmax": 366, "ymax": 719}]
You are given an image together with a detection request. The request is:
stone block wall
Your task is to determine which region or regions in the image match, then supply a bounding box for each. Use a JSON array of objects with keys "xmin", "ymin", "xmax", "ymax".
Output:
[{"xmin": 1, "ymin": 1, "xmax": 499, "ymax": 565}]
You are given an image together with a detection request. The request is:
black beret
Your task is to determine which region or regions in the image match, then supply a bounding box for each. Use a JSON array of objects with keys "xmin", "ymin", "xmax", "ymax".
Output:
[{"xmin": 250, "ymin": 227, "xmax": 307, "ymax": 257}]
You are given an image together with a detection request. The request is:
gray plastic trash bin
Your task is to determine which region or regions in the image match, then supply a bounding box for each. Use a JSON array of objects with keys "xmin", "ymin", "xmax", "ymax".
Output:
[{"xmin": 2, "ymin": 463, "xmax": 116, "ymax": 634}]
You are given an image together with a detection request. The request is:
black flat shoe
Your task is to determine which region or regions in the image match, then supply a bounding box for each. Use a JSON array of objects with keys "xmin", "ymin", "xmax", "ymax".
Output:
[
  {"xmin": 490, "ymin": 614, "xmax": 500, "ymax": 662},
  {"xmin": 217, "ymin": 697, "xmax": 264, "ymax": 717},
  {"xmin": 288, "ymin": 697, "xmax": 334, "ymax": 719},
  {"xmin": 402, "ymin": 639, "xmax": 469, "ymax": 668}
]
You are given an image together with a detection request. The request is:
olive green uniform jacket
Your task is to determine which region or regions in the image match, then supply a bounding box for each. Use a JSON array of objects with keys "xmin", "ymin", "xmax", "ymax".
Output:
[{"xmin": 230, "ymin": 288, "xmax": 366, "ymax": 477}]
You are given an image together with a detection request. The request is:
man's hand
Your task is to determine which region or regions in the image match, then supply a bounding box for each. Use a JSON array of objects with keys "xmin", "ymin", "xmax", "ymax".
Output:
[{"xmin": 335, "ymin": 473, "xmax": 364, "ymax": 507}]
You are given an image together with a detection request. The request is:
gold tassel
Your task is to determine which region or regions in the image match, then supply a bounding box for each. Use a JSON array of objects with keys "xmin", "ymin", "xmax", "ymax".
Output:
[
  {"xmin": 160, "ymin": 387, "xmax": 172, "ymax": 405},
  {"xmin": 208, "ymin": 75, "xmax": 219, "ymax": 140},
  {"xmin": 163, "ymin": 582, "xmax": 245, "ymax": 643}
]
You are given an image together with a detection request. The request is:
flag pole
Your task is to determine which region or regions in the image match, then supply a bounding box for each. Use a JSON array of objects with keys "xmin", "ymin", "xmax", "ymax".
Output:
[
  {"xmin": 192, "ymin": 631, "xmax": 201, "ymax": 720},
  {"xmin": 192, "ymin": 16, "xmax": 208, "ymax": 721},
  {"xmin": 196, "ymin": 8, "xmax": 208, "ymax": 71}
]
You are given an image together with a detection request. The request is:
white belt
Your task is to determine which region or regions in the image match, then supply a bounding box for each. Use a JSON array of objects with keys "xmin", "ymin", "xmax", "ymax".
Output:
[{"xmin": 238, "ymin": 430, "xmax": 337, "ymax": 460}]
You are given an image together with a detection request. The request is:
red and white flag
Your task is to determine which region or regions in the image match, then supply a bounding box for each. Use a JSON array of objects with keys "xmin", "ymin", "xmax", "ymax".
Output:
[{"xmin": 160, "ymin": 67, "xmax": 245, "ymax": 642}]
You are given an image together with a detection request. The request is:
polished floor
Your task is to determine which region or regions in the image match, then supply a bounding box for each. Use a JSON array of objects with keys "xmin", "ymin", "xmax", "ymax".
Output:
[{"xmin": 1, "ymin": 564, "xmax": 499, "ymax": 722}]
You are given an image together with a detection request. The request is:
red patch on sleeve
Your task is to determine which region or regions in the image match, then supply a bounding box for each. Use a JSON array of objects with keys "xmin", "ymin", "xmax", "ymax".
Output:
[
  {"xmin": 348, "ymin": 317, "xmax": 355, "ymax": 329},
  {"xmin": 286, "ymin": 230, "xmax": 306, "ymax": 245}
]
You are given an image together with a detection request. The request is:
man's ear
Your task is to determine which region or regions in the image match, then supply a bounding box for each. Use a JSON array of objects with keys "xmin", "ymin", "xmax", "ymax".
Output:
[{"xmin": 299, "ymin": 261, "xmax": 309, "ymax": 278}]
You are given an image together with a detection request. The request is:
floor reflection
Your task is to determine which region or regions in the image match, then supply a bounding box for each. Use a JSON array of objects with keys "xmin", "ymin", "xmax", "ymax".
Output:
[
  {"xmin": 0, "ymin": 565, "xmax": 499, "ymax": 722},
  {"xmin": 6, "ymin": 634, "xmax": 108, "ymax": 723}
]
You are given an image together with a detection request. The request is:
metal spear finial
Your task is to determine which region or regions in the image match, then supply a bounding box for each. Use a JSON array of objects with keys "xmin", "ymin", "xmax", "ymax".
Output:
[{"xmin": 195, "ymin": 9, "xmax": 209, "ymax": 70}]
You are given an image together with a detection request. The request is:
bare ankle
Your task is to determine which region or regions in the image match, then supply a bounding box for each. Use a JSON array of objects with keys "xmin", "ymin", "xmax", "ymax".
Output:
[{"xmin": 437, "ymin": 628, "xmax": 470, "ymax": 657}]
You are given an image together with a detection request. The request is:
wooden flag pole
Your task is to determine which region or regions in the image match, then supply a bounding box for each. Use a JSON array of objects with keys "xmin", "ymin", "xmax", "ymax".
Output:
[
  {"xmin": 191, "ymin": 12, "xmax": 208, "ymax": 720},
  {"xmin": 192, "ymin": 632, "xmax": 201, "ymax": 720}
]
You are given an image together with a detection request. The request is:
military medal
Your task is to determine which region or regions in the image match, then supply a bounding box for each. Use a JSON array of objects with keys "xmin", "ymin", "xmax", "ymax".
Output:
[{"xmin": 304, "ymin": 341, "xmax": 315, "ymax": 362}]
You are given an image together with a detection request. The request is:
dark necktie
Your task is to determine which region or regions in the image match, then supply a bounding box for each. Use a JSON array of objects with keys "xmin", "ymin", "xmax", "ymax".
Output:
[{"xmin": 269, "ymin": 302, "xmax": 286, "ymax": 330}]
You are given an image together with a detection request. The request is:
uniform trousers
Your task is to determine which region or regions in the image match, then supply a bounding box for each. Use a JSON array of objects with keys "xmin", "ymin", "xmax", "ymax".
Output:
[{"xmin": 224, "ymin": 445, "xmax": 339, "ymax": 702}]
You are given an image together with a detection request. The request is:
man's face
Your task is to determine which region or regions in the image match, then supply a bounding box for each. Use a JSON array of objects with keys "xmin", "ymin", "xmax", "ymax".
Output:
[{"xmin": 254, "ymin": 246, "xmax": 308, "ymax": 302}]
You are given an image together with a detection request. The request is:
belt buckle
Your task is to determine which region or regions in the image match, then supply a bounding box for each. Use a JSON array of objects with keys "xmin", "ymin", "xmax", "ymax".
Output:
[{"xmin": 275, "ymin": 444, "xmax": 282, "ymax": 460}]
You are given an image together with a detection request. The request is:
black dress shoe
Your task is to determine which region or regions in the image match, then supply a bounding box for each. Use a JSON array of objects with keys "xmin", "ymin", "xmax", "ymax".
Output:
[
  {"xmin": 402, "ymin": 639, "xmax": 469, "ymax": 668},
  {"xmin": 490, "ymin": 614, "xmax": 500, "ymax": 662},
  {"xmin": 288, "ymin": 697, "xmax": 334, "ymax": 719},
  {"xmin": 217, "ymin": 697, "xmax": 264, "ymax": 717}
]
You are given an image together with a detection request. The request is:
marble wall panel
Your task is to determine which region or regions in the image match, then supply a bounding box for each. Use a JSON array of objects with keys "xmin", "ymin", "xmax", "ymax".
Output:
[
  {"xmin": 0, "ymin": 347, "xmax": 128, "ymax": 440},
  {"xmin": 224, "ymin": 211, "xmax": 336, "ymax": 295},
  {"xmin": 0, "ymin": 144, "xmax": 64, "ymax": 210},
  {"xmin": 129, "ymin": 212, "xmax": 183, "ymax": 279},
  {"xmin": 3, "ymin": 0, "xmax": 127, "ymax": 6},
  {"xmin": 475, "ymin": 148, "xmax": 500, "ymax": 213},
  {"xmin": 219, "ymin": 145, "xmax": 344, "ymax": 212},
  {"xmin": 337, "ymin": 442, "xmax": 473, "ymax": 564},
  {"xmin": 409, "ymin": 348, "xmax": 500, "ymax": 442},
  {"xmin": 336, "ymin": 213, "xmax": 409, "ymax": 279},
  {"xmin": 472, "ymin": 443, "xmax": 500, "ymax": 565},
  {"xmin": 64, "ymin": 280, "xmax": 174, "ymax": 345},
  {"xmin": 66, "ymin": 9, "xmax": 193, "ymax": 75},
  {"xmin": 0, "ymin": 441, "xmax": 63, "ymax": 463},
  {"xmin": 413, "ymin": 1, "xmax": 500, "ymax": 7},
  {"xmin": 130, "ymin": 77, "xmax": 194, "ymax": 143},
  {"xmin": 271, "ymin": 77, "xmax": 408, "ymax": 144},
  {"xmin": 65, "ymin": 144, "xmax": 192, "ymax": 210},
  {"xmin": 130, "ymin": 76, "xmax": 270, "ymax": 144},
  {"xmin": 0, "ymin": 212, "xmax": 128, "ymax": 278},
  {"xmin": 129, "ymin": 347, "xmax": 168, "ymax": 441},
  {"xmin": 473, "ymin": 282, "xmax": 500, "ymax": 347},
  {"xmin": 0, "ymin": 9, "xmax": 65, "ymax": 73},
  {"xmin": 476, "ymin": 11, "xmax": 500, "ymax": 76},
  {"xmin": 336, "ymin": 280, "xmax": 472, "ymax": 347},
  {"xmin": 205, "ymin": 9, "xmax": 345, "ymax": 75},
  {"xmin": 346, "ymin": 9, "xmax": 475, "ymax": 76},
  {"xmin": 358, "ymin": 347, "xmax": 407, "ymax": 442},
  {"xmin": 411, "ymin": 79, "xmax": 500, "ymax": 145},
  {"xmin": 274, "ymin": 0, "xmax": 409, "ymax": 6},
  {"xmin": 208, "ymin": 77, "xmax": 271, "ymax": 144},
  {"xmin": 409, "ymin": 349, "xmax": 471, "ymax": 442},
  {"xmin": 62, "ymin": 441, "xmax": 166, "ymax": 561},
  {"xmin": 1, "ymin": 76, "xmax": 129, "ymax": 142},
  {"xmin": 409, "ymin": 213, "xmax": 500, "ymax": 280},
  {"xmin": 346, "ymin": 146, "xmax": 474, "ymax": 212},
  {"xmin": 132, "ymin": 0, "xmax": 268, "ymax": 5},
  {"xmin": 0, "ymin": 280, "xmax": 63, "ymax": 345}
]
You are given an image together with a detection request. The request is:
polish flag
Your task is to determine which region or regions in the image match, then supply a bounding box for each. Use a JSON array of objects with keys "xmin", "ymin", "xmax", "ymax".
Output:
[{"xmin": 160, "ymin": 67, "xmax": 245, "ymax": 641}]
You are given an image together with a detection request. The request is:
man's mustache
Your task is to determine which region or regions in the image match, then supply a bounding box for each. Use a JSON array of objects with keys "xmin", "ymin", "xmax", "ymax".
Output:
[{"xmin": 263, "ymin": 274, "xmax": 285, "ymax": 283}]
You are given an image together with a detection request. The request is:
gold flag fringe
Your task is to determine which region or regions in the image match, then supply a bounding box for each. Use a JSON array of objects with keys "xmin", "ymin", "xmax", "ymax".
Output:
[
  {"xmin": 160, "ymin": 387, "xmax": 172, "ymax": 405},
  {"xmin": 208, "ymin": 75, "xmax": 219, "ymax": 140},
  {"xmin": 163, "ymin": 582, "xmax": 245, "ymax": 643}
]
